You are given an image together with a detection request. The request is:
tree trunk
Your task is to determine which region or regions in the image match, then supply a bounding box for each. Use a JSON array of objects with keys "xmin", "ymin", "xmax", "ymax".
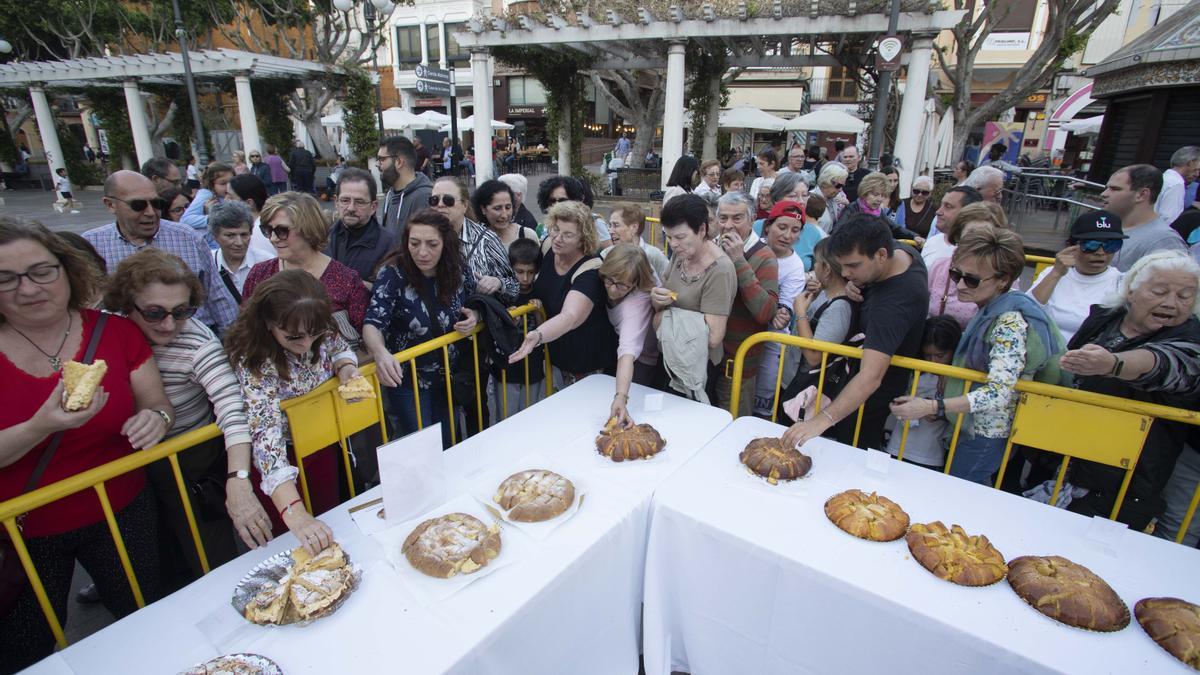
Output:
[
  {"xmin": 151, "ymin": 100, "xmax": 178, "ymax": 158},
  {"xmin": 8, "ymin": 104, "xmax": 33, "ymax": 139},
  {"xmin": 293, "ymin": 81, "xmax": 336, "ymax": 159},
  {"xmin": 556, "ymin": 96, "xmax": 571, "ymax": 176},
  {"xmin": 629, "ymin": 128, "xmax": 654, "ymax": 171},
  {"xmin": 701, "ymin": 73, "xmax": 721, "ymax": 161}
]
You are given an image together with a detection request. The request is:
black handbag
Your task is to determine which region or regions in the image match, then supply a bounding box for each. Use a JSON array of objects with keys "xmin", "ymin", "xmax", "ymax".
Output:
[
  {"xmin": 778, "ymin": 298, "xmax": 861, "ymax": 423},
  {"xmin": 0, "ymin": 312, "xmax": 108, "ymax": 614}
]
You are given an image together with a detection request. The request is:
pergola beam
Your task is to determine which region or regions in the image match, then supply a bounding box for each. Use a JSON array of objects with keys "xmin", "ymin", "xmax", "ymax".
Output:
[
  {"xmin": 0, "ymin": 48, "xmax": 330, "ymax": 86},
  {"xmin": 588, "ymin": 54, "xmax": 898, "ymax": 70}
]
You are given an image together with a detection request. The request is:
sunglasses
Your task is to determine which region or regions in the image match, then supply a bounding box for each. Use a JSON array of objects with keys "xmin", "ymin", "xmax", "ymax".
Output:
[
  {"xmin": 260, "ymin": 224, "xmax": 292, "ymax": 240},
  {"xmin": 1069, "ymin": 239, "xmax": 1122, "ymax": 254},
  {"xmin": 134, "ymin": 304, "xmax": 198, "ymax": 323},
  {"xmin": 278, "ymin": 327, "xmax": 329, "ymax": 342},
  {"xmin": 911, "ymin": 189, "xmax": 931, "ymax": 196},
  {"xmin": 428, "ymin": 194, "xmax": 457, "ymax": 207},
  {"xmin": 948, "ymin": 268, "xmax": 1001, "ymax": 289},
  {"xmin": 108, "ymin": 196, "xmax": 169, "ymax": 213}
]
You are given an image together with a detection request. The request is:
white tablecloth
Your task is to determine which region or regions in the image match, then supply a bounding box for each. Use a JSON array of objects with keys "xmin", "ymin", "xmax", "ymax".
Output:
[
  {"xmin": 642, "ymin": 416, "xmax": 1200, "ymax": 675},
  {"xmin": 29, "ymin": 375, "xmax": 730, "ymax": 675}
]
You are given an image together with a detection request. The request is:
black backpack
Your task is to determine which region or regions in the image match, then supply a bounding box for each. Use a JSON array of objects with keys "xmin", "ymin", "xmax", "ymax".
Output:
[{"xmin": 463, "ymin": 293, "xmax": 524, "ymax": 373}]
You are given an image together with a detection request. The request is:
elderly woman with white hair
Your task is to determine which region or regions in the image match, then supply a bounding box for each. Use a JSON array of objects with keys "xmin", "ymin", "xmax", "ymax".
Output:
[
  {"xmin": 896, "ymin": 175, "xmax": 937, "ymax": 237},
  {"xmin": 815, "ymin": 163, "xmax": 850, "ymax": 231},
  {"xmin": 1056, "ymin": 250, "xmax": 1200, "ymax": 539}
]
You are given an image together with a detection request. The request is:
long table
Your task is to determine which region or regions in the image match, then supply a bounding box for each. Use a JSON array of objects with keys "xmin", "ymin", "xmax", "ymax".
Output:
[
  {"xmin": 27, "ymin": 375, "xmax": 730, "ymax": 674},
  {"xmin": 642, "ymin": 416, "xmax": 1200, "ymax": 675}
]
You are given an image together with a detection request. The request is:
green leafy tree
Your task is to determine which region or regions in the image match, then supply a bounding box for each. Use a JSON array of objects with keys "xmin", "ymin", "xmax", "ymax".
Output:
[
  {"xmin": 493, "ymin": 45, "xmax": 593, "ymax": 175},
  {"xmin": 341, "ymin": 68, "xmax": 379, "ymax": 163}
]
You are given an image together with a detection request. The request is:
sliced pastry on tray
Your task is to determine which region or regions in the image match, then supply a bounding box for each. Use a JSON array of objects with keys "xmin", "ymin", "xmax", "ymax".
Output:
[
  {"xmin": 823, "ymin": 489, "xmax": 910, "ymax": 542},
  {"xmin": 242, "ymin": 543, "xmax": 356, "ymax": 626},
  {"xmin": 596, "ymin": 419, "xmax": 666, "ymax": 462},
  {"xmin": 905, "ymin": 521, "xmax": 1007, "ymax": 586},
  {"xmin": 493, "ymin": 469, "xmax": 575, "ymax": 522},
  {"xmin": 1136, "ymin": 597, "xmax": 1200, "ymax": 670}
]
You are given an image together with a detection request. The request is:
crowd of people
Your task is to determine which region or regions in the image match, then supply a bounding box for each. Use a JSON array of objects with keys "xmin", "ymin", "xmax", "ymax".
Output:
[{"xmin": 1, "ymin": 132, "xmax": 1199, "ymax": 671}]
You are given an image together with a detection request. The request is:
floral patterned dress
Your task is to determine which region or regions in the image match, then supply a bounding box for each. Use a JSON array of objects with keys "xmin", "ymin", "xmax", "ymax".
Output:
[
  {"xmin": 364, "ymin": 264, "xmax": 475, "ymax": 389},
  {"xmin": 233, "ymin": 334, "xmax": 356, "ymax": 497},
  {"xmin": 965, "ymin": 311, "xmax": 1029, "ymax": 439}
]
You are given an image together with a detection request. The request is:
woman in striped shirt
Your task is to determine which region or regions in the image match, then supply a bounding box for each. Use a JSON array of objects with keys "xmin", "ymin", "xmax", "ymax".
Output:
[{"xmin": 105, "ymin": 249, "xmax": 272, "ymax": 582}]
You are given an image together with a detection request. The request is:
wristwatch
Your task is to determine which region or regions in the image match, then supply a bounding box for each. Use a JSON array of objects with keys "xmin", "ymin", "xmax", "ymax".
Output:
[
  {"xmin": 227, "ymin": 470, "xmax": 250, "ymax": 481},
  {"xmin": 151, "ymin": 408, "xmax": 173, "ymax": 428},
  {"xmin": 935, "ymin": 395, "xmax": 946, "ymax": 419}
]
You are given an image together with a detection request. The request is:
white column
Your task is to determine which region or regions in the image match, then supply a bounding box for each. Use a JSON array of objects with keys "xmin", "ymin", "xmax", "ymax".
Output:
[
  {"xmin": 894, "ymin": 36, "xmax": 935, "ymax": 198},
  {"xmin": 122, "ymin": 80, "xmax": 155, "ymax": 166},
  {"xmin": 419, "ymin": 21, "xmax": 429, "ymax": 65},
  {"xmin": 234, "ymin": 73, "xmax": 262, "ymax": 156},
  {"xmin": 470, "ymin": 49, "xmax": 493, "ymax": 182},
  {"xmin": 661, "ymin": 40, "xmax": 687, "ymax": 190},
  {"xmin": 438, "ymin": 22, "xmax": 448, "ymax": 70},
  {"xmin": 557, "ymin": 96, "xmax": 571, "ymax": 175},
  {"xmin": 29, "ymin": 84, "xmax": 65, "ymax": 174}
]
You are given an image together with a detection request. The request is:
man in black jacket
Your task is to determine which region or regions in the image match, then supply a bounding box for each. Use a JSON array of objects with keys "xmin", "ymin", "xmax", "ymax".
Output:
[
  {"xmin": 326, "ymin": 167, "xmax": 396, "ymax": 285},
  {"xmin": 288, "ymin": 141, "xmax": 316, "ymax": 193}
]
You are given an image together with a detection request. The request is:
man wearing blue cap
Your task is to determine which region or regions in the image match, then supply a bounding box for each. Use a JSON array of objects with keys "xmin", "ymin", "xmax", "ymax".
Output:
[{"xmin": 1028, "ymin": 210, "xmax": 1127, "ymax": 342}]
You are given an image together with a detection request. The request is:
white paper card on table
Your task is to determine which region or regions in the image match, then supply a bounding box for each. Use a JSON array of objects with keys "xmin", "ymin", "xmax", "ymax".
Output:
[
  {"xmin": 643, "ymin": 393, "xmax": 664, "ymax": 412},
  {"xmin": 349, "ymin": 499, "xmax": 391, "ymax": 536},
  {"xmin": 1084, "ymin": 515, "xmax": 1127, "ymax": 555},
  {"xmin": 376, "ymin": 424, "xmax": 446, "ymax": 524},
  {"xmin": 865, "ymin": 448, "xmax": 892, "ymax": 477}
]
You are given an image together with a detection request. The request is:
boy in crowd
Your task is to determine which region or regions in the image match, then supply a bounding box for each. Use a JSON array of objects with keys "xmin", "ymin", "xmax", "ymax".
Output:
[{"xmin": 489, "ymin": 238, "xmax": 547, "ymax": 424}]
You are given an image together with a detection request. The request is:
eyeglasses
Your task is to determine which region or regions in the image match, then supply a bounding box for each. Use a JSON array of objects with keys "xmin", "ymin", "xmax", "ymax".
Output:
[
  {"xmin": 276, "ymin": 327, "xmax": 329, "ymax": 342},
  {"xmin": 948, "ymin": 268, "xmax": 1001, "ymax": 289},
  {"xmin": 911, "ymin": 189, "xmax": 932, "ymax": 196},
  {"xmin": 833, "ymin": 183, "xmax": 845, "ymax": 190},
  {"xmin": 602, "ymin": 277, "xmax": 632, "ymax": 292},
  {"xmin": 428, "ymin": 194, "xmax": 457, "ymax": 207},
  {"xmin": 0, "ymin": 263, "xmax": 61, "ymax": 292},
  {"xmin": 249, "ymin": 154, "xmax": 261, "ymax": 159},
  {"xmin": 134, "ymin": 304, "xmax": 198, "ymax": 323},
  {"xmin": 548, "ymin": 227, "xmax": 579, "ymax": 242},
  {"xmin": 260, "ymin": 224, "xmax": 292, "ymax": 240},
  {"xmin": 375, "ymin": 154, "xmax": 395, "ymax": 164},
  {"xmin": 108, "ymin": 196, "xmax": 168, "ymax": 213},
  {"xmin": 1070, "ymin": 239, "xmax": 1123, "ymax": 254},
  {"xmin": 336, "ymin": 197, "xmax": 373, "ymax": 209}
]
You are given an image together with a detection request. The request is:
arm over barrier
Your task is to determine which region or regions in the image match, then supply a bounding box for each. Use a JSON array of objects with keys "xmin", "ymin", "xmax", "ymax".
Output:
[
  {"xmin": 729, "ymin": 332, "xmax": 1200, "ymax": 540},
  {"xmin": 0, "ymin": 303, "xmax": 547, "ymax": 647}
]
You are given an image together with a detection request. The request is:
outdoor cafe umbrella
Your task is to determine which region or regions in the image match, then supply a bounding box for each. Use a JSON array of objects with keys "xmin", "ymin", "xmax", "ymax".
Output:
[
  {"xmin": 783, "ymin": 109, "xmax": 867, "ymax": 134},
  {"xmin": 440, "ymin": 116, "xmax": 516, "ymax": 133}
]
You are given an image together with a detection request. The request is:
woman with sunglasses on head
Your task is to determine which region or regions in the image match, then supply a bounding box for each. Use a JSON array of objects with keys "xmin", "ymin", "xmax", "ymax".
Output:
[
  {"xmin": 104, "ymin": 248, "xmax": 268, "ymax": 587},
  {"xmin": 431, "ymin": 177, "xmax": 518, "ymax": 302},
  {"xmin": 1028, "ymin": 211, "xmax": 1127, "ymax": 343},
  {"xmin": 0, "ymin": 218, "xmax": 171, "ymax": 671},
  {"xmin": 243, "ymin": 192, "xmax": 368, "ymax": 341},
  {"xmin": 226, "ymin": 270, "xmax": 364, "ymax": 552},
  {"xmin": 896, "ymin": 175, "xmax": 937, "ymax": 238},
  {"xmin": 364, "ymin": 209, "xmax": 479, "ymax": 448},
  {"xmin": 892, "ymin": 228, "xmax": 1066, "ymax": 485}
]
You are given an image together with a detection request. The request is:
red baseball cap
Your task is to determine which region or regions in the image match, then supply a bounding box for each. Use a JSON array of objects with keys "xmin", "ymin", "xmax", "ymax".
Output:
[{"xmin": 766, "ymin": 200, "xmax": 805, "ymax": 222}]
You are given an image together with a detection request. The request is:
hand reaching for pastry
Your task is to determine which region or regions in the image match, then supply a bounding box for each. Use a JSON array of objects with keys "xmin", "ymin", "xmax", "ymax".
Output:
[
  {"xmin": 284, "ymin": 508, "xmax": 334, "ymax": 556},
  {"xmin": 609, "ymin": 396, "xmax": 634, "ymax": 429}
]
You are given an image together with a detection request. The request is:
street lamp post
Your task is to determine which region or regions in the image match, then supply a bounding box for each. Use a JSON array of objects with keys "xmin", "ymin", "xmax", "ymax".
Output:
[
  {"xmin": 333, "ymin": 0, "xmax": 392, "ymax": 135},
  {"xmin": 171, "ymin": 0, "xmax": 209, "ymax": 166}
]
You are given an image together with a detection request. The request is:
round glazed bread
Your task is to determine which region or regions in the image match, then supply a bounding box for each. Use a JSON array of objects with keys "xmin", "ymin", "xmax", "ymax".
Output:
[
  {"xmin": 494, "ymin": 469, "xmax": 575, "ymax": 522},
  {"xmin": 905, "ymin": 521, "xmax": 1008, "ymax": 586},
  {"xmin": 1007, "ymin": 555, "xmax": 1130, "ymax": 631},
  {"xmin": 402, "ymin": 513, "xmax": 502, "ymax": 579},
  {"xmin": 1136, "ymin": 597, "xmax": 1200, "ymax": 669},
  {"xmin": 740, "ymin": 437, "xmax": 812, "ymax": 484},
  {"xmin": 823, "ymin": 489, "xmax": 910, "ymax": 542},
  {"xmin": 596, "ymin": 423, "xmax": 666, "ymax": 462}
]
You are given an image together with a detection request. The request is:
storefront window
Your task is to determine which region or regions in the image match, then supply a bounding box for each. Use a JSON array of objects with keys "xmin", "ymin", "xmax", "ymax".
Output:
[
  {"xmin": 445, "ymin": 22, "xmax": 469, "ymax": 65},
  {"xmin": 426, "ymin": 24, "xmax": 440, "ymax": 64},
  {"xmin": 396, "ymin": 25, "xmax": 421, "ymax": 70},
  {"xmin": 510, "ymin": 77, "xmax": 547, "ymax": 106}
]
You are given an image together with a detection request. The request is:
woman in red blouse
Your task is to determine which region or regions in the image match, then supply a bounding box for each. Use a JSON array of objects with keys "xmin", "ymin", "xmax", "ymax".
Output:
[
  {"xmin": 243, "ymin": 192, "xmax": 368, "ymax": 340},
  {"xmin": 0, "ymin": 218, "xmax": 174, "ymax": 671}
]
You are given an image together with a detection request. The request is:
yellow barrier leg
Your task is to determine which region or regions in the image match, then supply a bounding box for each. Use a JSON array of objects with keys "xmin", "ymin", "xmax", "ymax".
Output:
[
  {"xmin": 443, "ymin": 346, "xmax": 457, "ymax": 446},
  {"xmin": 770, "ymin": 346, "xmax": 786, "ymax": 424},
  {"xmin": 167, "ymin": 454, "xmax": 210, "ymax": 575},
  {"xmin": 851, "ymin": 405, "xmax": 865, "ymax": 448},
  {"xmin": 93, "ymin": 483, "xmax": 145, "ymax": 608},
  {"xmin": 4, "ymin": 518, "xmax": 67, "ymax": 648},
  {"xmin": 471, "ymin": 338, "xmax": 483, "ymax": 434},
  {"xmin": 814, "ymin": 352, "xmax": 829, "ymax": 412},
  {"xmin": 331, "ymin": 401, "xmax": 357, "ymax": 500},
  {"xmin": 296, "ymin": 462, "xmax": 313, "ymax": 514},
  {"xmin": 1176, "ymin": 483, "xmax": 1200, "ymax": 544},
  {"xmin": 410, "ymin": 360, "xmax": 423, "ymax": 430},
  {"xmin": 993, "ymin": 440, "xmax": 1017, "ymax": 491},
  {"xmin": 1050, "ymin": 457, "xmax": 1070, "ymax": 508},
  {"xmin": 896, "ymin": 372, "xmax": 921, "ymax": 462},
  {"xmin": 373, "ymin": 376, "xmax": 389, "ymax": 444},
  {"xmin": 943, "ymin": 382, "xmax": 973, "ymax": 474}
]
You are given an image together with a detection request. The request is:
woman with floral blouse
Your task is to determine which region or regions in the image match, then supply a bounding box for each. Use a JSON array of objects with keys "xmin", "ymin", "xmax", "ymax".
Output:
[
  {"xmin": 891, "ymin": 228, "xmax": 1065, "ymax": 485},
  {"xmin": 226, "ymin": 269, "xmax": 365, "ymax": 554},
  {"xmin": 364, "ymin": 209, "xmax": 479, "ymax": 448}
]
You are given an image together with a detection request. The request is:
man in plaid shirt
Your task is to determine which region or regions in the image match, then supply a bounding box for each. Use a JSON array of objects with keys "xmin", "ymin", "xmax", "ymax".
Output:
[{"xmin": 83, "ymin": 171, "xmax": 238, "ymax": 333}]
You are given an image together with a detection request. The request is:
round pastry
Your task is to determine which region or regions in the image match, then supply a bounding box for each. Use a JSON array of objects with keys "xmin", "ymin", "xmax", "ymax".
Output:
[
  {"xmin": 596, "ymin": 422, "xmax": 666, "ymax": 462},
  {"xmin": 402, "ymin": 512, "xmax": 502, "ymax": 579},
  {"xmin": 1136, "ymin": 597, "xmax": 1200, "ymax": 670},
  {"xmin": 181, "ymin": 653, "xmax": 282, "ymax": 675},
  {"xmin": 905, "ymin": 521, "xmax": 1008, "ymax": 586},
  {"xmin": 494, "ymin": 469, "xmax": 575, "ymax": 522},
  {"xmin": 823, "ymin": 489, "xmax": 910, "ymax": 542},
  {"xmin": 1007, "ymin": 555, "xmax": 1130, "ymax": 632},
  {"xmin": 740, "ymin": 437, "xmax": 812, "ymax": 484}
]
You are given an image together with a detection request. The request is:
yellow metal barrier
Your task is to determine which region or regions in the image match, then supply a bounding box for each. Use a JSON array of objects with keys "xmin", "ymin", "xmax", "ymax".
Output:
[
  {"xmin": 0, "ymin": 303, "xmax": 548, "ymax": 647},
  {"xmin": 729, "ymin": 332, "xmax": 1200, "ymax": 542}
]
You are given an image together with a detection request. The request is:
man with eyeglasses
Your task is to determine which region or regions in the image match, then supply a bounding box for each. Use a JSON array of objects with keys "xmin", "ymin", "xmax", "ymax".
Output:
[
  {"xmin": 140, "ymin": 157, "xmax": 183, "ymax": 195},
  {"xmin": 325, "ymin": 167, "xmax": 396, "ymax": 285},
  {"xmin": 376, "ymin": 135, "xmax": 433, "ymax": 239},
  {"xmin": 83, "ymin": 171, "xmax": 238, "ymax": 334}
]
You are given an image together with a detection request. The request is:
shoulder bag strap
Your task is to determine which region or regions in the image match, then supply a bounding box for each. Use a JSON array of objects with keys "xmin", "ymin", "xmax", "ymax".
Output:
[{"xmin": 22, "ymin": 312, "xmax": 109, "ymax": 496}]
